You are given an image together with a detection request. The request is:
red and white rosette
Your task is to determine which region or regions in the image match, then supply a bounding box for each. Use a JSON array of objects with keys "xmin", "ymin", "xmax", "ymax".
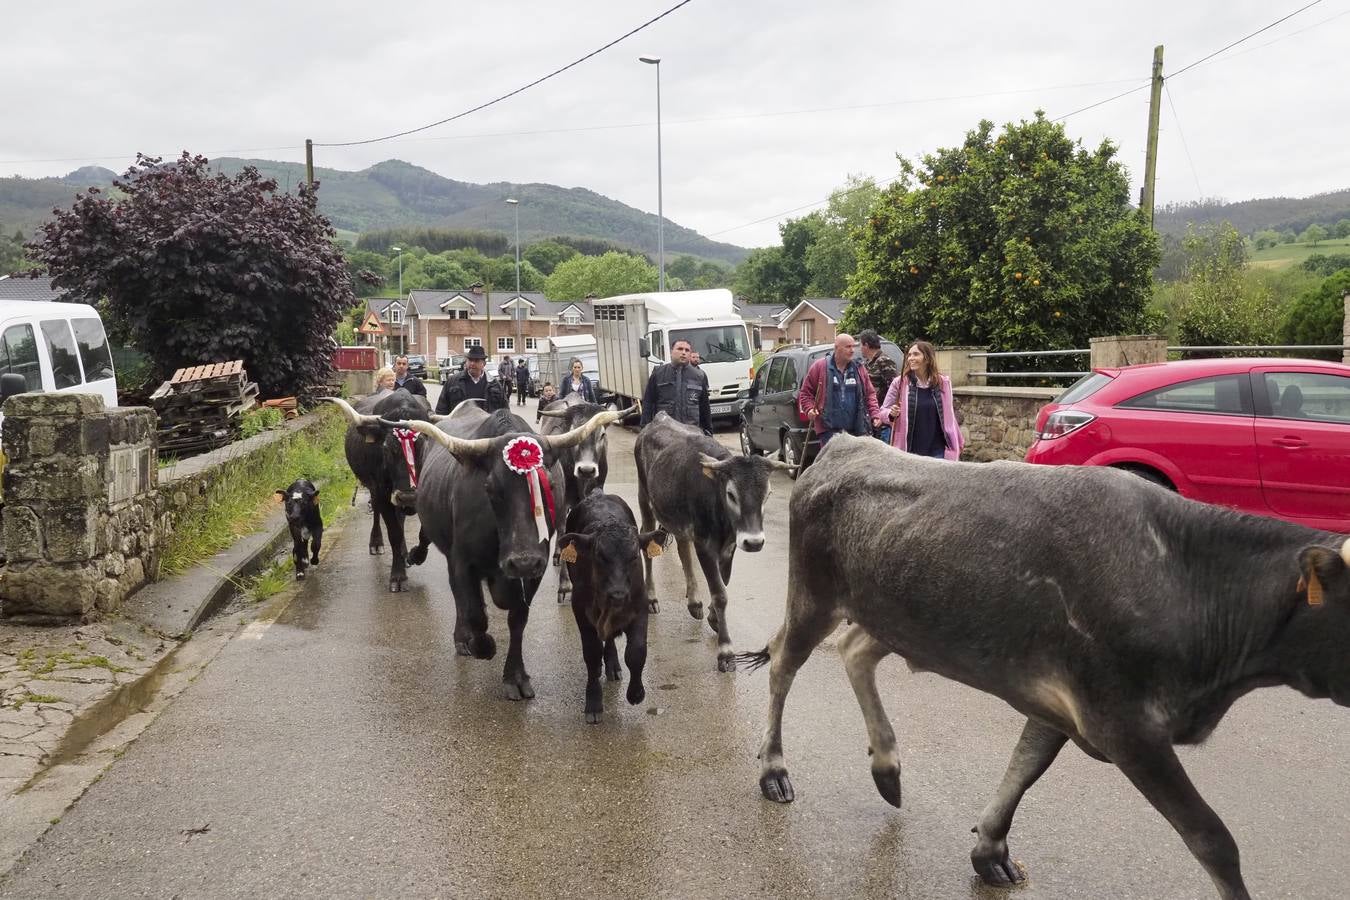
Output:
[
  {"xmin": 393, "ymin": 428, "xmax": 419, "ymax": 487},
  {"xmin": 502, "ymin": 436, "xmax": 555, "ymax": 541}
]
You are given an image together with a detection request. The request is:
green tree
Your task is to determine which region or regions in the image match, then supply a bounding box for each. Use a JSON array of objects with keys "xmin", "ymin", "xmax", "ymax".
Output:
[
  {"xmin": 344, "ymin": 248, "xmax": 390, "ymax": 297},
  {"xmin": 846, "ymin": 114, "xmax": 1159, "ymax": 350},
  {"xmin": 667, "ymin": 255, "xmax": 731, "ymax": 290},
  {"xmin": 1174, "ymin": 223, "xmax": 1281, "ymax": 347},
  {"xmin": 1300, "ymin": 223, "xmax": 1329, "ymax": 246},
  {"xmin": 1281, "ymin": 269, "xmax": 1350, "ymax": 346},
  {"xmin": 804, "ymin": 174, "xmax": 881, "ymax": 296},
  {"xmin": 29, "ymin": 153, "xmax": 352, "ymax": 397},
  {"xmin": 481, "ymin": 255, "xmax": 545, "ymax": 292},
  {"xmin": 523, "ymin": 240, "xmax": 579, "ymax": 276},
  {"xmin": 419, "ymin": 254, "xmax": 475, "ymax": 290},
  {"xmin": 1252, "ymin": 229, "xmax": 1282, "ymax": 251},
  {"xmin": 543, "ymin": 251, "xmax": 659, "ymax": 301},
  {"xmin": 732, "ymin": 246, "xmax": 800, "ymax": 303},
  {"xmin": 1301, "ymin": 253, "xmax": 1350, "ymax": 277},
  {"xmin": 0, "ymin": 227, "xmax": 27, "ymax": 274},
  {"xmin": 1334, "ymin": 219, "xmax": 1350, "ymax": 239}
]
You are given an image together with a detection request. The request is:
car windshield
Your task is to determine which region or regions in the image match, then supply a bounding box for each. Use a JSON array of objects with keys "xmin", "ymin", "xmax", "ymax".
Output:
[{"xmin": 670, "ymin": 325, "xmax": 750, "ymax": 364}]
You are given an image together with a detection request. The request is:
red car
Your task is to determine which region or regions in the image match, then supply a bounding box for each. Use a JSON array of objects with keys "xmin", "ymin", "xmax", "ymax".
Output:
[{"xmin": 1025, "ymin": 357, "xmax": 1350, "ymax": 533}]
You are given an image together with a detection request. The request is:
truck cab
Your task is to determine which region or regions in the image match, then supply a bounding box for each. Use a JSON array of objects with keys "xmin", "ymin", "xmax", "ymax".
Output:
[{"xmin": 591, "ymin": 289, "xmax": 753, "ymax": 421}]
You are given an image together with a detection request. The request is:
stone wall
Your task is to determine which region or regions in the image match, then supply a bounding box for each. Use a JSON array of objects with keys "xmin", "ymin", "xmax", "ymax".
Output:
[
  {"xmin": 953, "ymin": 386, "xmax": 1060, "ymax": 461},
  {"xmin": 1, "ymin": 395, "xmax": 331, "ymax": 622},
  {"xmin": 1, "ymin": 395, "xmax": 160, "ymax": 619}
]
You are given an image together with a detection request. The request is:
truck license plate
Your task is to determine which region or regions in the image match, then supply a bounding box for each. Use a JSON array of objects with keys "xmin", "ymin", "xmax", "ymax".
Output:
[{"xmin": 711, "ymin": 404, "xmax": 734, "ymax": 415}]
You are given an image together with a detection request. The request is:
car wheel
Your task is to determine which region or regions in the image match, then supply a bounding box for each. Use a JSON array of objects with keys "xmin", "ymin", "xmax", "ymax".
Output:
[
  {"xmin": 740, "ymin": 420, "xmax": 756, "ymax": 456},
  {"xmin": 780, "ymin": 432, "xmax": 801, "ymax": 479},
  {"xmin": 1119, "ymin": 465, "xmax": 1175, "ymax": 491}
]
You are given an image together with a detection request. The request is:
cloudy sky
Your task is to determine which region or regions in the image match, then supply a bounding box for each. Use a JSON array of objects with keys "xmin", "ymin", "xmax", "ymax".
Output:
[{"xmin": 5, "ymin": 0, "xmax": 1347, "ymax": 248}]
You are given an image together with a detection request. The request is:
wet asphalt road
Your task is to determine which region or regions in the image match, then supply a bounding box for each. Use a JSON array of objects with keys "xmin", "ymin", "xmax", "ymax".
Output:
[{"xmin": 4, "ymin": 414, "xmax": 1350, "ymax": 899}]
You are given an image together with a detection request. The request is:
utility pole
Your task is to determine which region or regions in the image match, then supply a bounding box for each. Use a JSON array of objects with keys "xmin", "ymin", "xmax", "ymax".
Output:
[
  {"xmin": 305, "ymin": 139, "xmax": 314, "ymax": 188},
  {"xmin": 1140, "ymin": 45, "xmax": 1164, "ymax": 228}
]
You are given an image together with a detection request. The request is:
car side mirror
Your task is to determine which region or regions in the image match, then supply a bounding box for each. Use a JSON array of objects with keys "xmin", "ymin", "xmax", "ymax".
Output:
[
  {"xmin": 639, "ymin": 338, "xmax": 650, "ymax": 358},
  {"xmin": 748, "ymin": 384, "xmax": 759, "ymax": 399},
  {"xmin": 0, "ymin": 373, "xmax": 27, "ymax": 402}
]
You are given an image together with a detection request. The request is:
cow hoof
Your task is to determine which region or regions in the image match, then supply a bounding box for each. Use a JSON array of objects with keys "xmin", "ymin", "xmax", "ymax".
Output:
[
  {"xmin": 687, "ymin": 601, "xmax": 704, "ymax": 620},
  {"xmin": 310, "ymin": 558, "xmax": 320, "ymax": 568},
  {"xmin": 648, "ymin": 599, "xmax": 660, "ymax": 614},
  {"xmin": 971, "ymin": 842, "xmax": 1027, "ymax": 887},
  {"xmin": 760, "ymin": 769, "xmax": 795, "ymax": 804},
  {"xmin": 605, "ymin": 667, "xmax": 622, "ymax": 683},
  {"xmin": 454, "ymin": 640, "xmax": 473, "ymax": 657},
  {"xmin": 407, "ymin": 545, "xmax": 428, "ymax": 566},
  {"xmin": 585, "ymin": 709, "xmax": 603, "ymax": 725},
  {"xmin": 503, "ymin": 677, "xmax": 535, "ymax": 701},
  {"xmin": 717, "ymin": 653, "xmax": 738, "ymax": 673},
  {"xmin": 371, "ymin": 545, "xmax": 385, "ymax": 556},
  {"xmin": 626, "ymin": 682, "xmax": 645, "ymax": 705},
  {"xmin": 295, "ymin": 570, "xmax": 306, "ymax": 581},
  {"xmin": 470, "ymin": 634, "xmax": 497, "ymax": 660},
  {"xmin": 871, "ymin": 766, "xmax": 902, "ymax": 808},
  {"xmin": 389, "ymin": 578, "xmax": 407, "ymax": 593}
]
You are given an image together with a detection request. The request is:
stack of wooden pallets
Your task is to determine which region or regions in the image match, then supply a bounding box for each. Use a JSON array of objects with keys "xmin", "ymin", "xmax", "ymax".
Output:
[{"xmin": 149, "ymin": 360, "xmax": 260, "ymax": 455}]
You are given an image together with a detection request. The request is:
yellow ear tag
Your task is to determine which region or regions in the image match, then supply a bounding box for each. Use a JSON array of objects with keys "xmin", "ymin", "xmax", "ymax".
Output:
[
  {"xmin": 701, "ymin": 466, "xmax": 715, "ymax": 479},
  {"xmin": 1307, "ymin": 571, "xmax": 1324, "ymax": 607},
  {"xmin": 645, "ymin": 540, "xmax": 664, "ymax": 559},
  {"xmin": 559, "ymin": 544, "xmax": 578, "ymax": 564},
  {"xmin": 364, "ymin": 434, "xmax": 377, "ymax": 443}
]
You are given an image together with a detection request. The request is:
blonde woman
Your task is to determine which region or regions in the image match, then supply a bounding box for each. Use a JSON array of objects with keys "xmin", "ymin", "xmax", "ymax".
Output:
[
  {"xmin": 880, "ymin": 340, "xmax": 963, "ymax": 460},
  {"xmin": 374, "ymin": 366, "xmax": 396, "ymax": 392}
]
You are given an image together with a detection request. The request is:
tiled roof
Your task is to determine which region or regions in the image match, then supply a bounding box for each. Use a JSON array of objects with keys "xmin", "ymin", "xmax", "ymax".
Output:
[
  {"xmin": 407, "ymin": 289, "xmax": 593, "ymax": 323},
  {"xmin": 736, "ymin": 302, "xmax": 789, "ymax": 325},
  {"xmin": 782, "ymin": 297, "xmax": 848, "ymax": 324},
  {"xmin": 0, "ymin": 275, "xmax": 68, "ymax": 303}
]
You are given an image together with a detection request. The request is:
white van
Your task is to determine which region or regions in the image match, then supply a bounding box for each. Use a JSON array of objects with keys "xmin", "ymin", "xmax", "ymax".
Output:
[{"xmin": 0, "ymin": 299, "xmax": 118, "ymax": 413}]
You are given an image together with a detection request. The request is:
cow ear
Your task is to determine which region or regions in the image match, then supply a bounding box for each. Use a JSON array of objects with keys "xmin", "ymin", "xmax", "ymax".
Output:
[
  {"xmin": 558, "ymin": 533, "xmax": 591, "ymax": 563},
  {"xmin": 275, "ymin": 489, "xmax": 286, "ymax": 498},
  {"xmin": 311, "ymin": 488, "xmax": 320, "ymax": 499},
  {"xmin": 1297, "ymin": 545, "xmax": 1348, "ymax": 607},
  {"xmin": 639, "ymin": 529, "xmax": 669, "ymax": 559}
]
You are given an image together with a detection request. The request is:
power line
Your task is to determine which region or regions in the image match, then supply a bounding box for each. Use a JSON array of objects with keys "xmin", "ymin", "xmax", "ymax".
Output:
[
  {"xmin": 1168, "ymin": 0, "xmax": 1327, "ymax": 79},
  {"xmin": 313, "ymin": 0, "xmax": 696, "ymax": 148},
  {"xmin": 1053, "ymin": 82, "xmax": 1152, "ymax": 122},
  {"xmin": 1164, "ymin": 83, "xmax": 1204, "ymax": 198}
]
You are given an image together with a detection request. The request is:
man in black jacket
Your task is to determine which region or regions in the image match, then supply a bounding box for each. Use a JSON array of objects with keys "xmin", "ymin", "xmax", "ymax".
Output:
[
  {"xmin": 392, "ymin": 355, "xmax": 427, "ymax": 397},
  {"xmin": 639, "ymin": 338, "xmax": 711, "ymax": 433},
  {"xmin": 435, "ymin": 345, "xmax": 508, "ymax": 415}
]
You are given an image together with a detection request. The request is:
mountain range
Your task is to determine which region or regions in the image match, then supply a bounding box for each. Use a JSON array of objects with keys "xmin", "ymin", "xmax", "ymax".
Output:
[{"xmin": 0, "ymin": 158, "xmax": 749, "ymax": 265}]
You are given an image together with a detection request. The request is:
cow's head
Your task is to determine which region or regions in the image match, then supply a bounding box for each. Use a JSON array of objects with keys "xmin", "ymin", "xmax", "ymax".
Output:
[
  {"xmin": 392, "ymin": 409, "xmax": 623, "ymax": 580},
  {"xmin": 539, "ymin": 400, "xmax": 635, "ymax": 496},
  {"xmin": 326, "ymin": 395, "xmax": 443, "ymax": 514},
  {"xmin": 697, "ymin": 453, "xmax": 794, "ymax": 552},
  {"xmin": 276, "ymin": 479, "xmax": 319, "ymax": 525},
  {"xmin": 1286, "ymin": 538, "xmax": 1350, "ymax": 704},
  {"xmin": 558, "ymin": 524, "xmax": 667, "ymax": 639}
]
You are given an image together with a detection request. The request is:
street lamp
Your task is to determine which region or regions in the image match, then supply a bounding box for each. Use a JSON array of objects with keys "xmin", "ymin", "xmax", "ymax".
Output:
[
  {"xmin": 505, "ymin": 198, "xmax": 522, "ymax": 354},
  {"xmin": 639, "ymin": 55, "xmax": 664, "ymax": 292},
  {"xmin": 391, "ymin": 245, "xmax": 404, "ymax": 356}
]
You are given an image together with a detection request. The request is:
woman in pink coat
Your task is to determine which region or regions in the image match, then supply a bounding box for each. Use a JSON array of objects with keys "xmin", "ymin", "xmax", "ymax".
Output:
[{"xmin": 879, "ymin": 340, "xmax": 963, "ymax": 460}]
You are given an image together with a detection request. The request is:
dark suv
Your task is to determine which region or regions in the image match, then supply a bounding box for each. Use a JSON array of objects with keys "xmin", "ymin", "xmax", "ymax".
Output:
[
  {"xmin": 404, "ymin": 354, "xmax": 428, "ymax": 379},
  {"xmin": 739, "ymin": 339, "xmax": 903, "ymax": 474}
]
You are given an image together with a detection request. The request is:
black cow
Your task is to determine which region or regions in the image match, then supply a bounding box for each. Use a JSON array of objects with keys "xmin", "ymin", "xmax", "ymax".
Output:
[
  {"xmin": 743, "ymin": 433, "xmax": 1350, "ymax": 899},
  {"xmin": 538, "ymin": 395, "xmax": 636, "ymax": 603},
  {"xmin": 635, "ymin": 412, "xmax": 791, "ymax": 671},
  {"xmin": 325, "ymin": 391, "xmax": 436, "ymax": 592},
  {"xmin": 557, "ymin": 492, "xmax": 666, "ymax": 723},
  {"xmin": 276, "ymin": 478, "xmax": 322, "ymax": 579},
  {"xmin": 395, "ymin": 403, "xmax": 621, "ymax": 700}
]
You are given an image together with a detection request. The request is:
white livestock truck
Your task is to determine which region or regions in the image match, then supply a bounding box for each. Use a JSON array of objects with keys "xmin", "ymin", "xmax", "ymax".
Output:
[{"xmin": 590, "ymin": 289, "xmax": 753, "ymax": 423}]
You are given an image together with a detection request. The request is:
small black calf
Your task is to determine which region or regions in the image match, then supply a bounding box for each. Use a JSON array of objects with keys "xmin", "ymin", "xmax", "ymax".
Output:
[
  {"xmin": 558, "ymin": 492, "xmax": 666, "ymax": 724},
  {"xmin": 277, "ymin": 479, "xmax": 323, "ymax": 579}
]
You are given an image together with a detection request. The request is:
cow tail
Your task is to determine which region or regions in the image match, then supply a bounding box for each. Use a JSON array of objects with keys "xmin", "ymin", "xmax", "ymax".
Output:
[{"xmin": 735, "ymin": 646, "xmax": 772, "ymax": 672}]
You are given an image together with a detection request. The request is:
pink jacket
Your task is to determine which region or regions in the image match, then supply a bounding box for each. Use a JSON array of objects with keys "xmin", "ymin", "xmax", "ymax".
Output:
[{"xmin": 881, "ymin": 374, "xmax": 963, "ymax": 460}]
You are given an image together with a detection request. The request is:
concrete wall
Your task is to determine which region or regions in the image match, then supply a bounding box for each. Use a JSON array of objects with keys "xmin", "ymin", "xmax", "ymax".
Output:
[{"xmin": 953, "ymin": 386, "xmax": 1060, "ymax": 462}]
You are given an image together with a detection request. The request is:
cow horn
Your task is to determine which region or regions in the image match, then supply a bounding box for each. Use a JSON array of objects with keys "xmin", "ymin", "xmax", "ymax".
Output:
[
  {"xmin": 698, "ymin": 453, "xmax": 732, "ymax": 471},
  {"xmin": 385, "ymin": 419, "xmax": 494, "ymax": 459},
  {"xmin": 322, "ymin": 396, "xmax": 381, "ymax": 427},
  {"xmin": 429, "ymin": 413, "xmax": 450, "ymax": 423},
  {"xmin": 615, "ymin": 402, "xmax": 639, "ymax": 419},
  {"xmin": 1342, "ymin": 538, "xmax": 1350, "ymax": 567},
  {"xmin": 541, "ymin": 409, "xmax": 622, "ymax": 451},
  {"xmin": 538, "ymin": 408, "xmax": 570, "ymax": 419},
  {"xmin": 766, "ymin": 458, "xmax": 797, "ymax": 471}
]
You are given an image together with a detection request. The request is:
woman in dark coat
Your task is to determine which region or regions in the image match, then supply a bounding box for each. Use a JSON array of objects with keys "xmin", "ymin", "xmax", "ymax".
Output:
[{"xmin": 558, "ymin": 358, "xmax": 596, "ymax": 403}]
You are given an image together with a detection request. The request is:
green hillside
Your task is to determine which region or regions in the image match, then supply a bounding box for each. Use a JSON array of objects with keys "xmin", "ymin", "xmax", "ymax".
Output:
[
  {"xmin": 1155, "ymin": 189, "xmax": 1350, "ymax": 238},
  {"xmin": 1250, "ymin": 236, "xmax": 1350, "ymax": 269},
  {"xmin": 0, "ymin": 158, "xmax": 749, "ymax": 266}
]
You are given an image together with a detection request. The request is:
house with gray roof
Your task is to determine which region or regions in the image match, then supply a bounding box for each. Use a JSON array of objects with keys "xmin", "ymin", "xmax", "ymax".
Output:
[
  {"xmin": 398, "ymin": 284, "xmax": 594, "ymax": 364},
  {"xmin": 0, "ymin": 275, "xmax": 67, "ymax": 303}
]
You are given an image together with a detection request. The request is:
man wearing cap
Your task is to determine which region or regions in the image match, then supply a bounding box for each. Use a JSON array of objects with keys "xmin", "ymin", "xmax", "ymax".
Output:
[{"xmin": 436, "ymin": 345, "xmax": 509, "ymax": 415}]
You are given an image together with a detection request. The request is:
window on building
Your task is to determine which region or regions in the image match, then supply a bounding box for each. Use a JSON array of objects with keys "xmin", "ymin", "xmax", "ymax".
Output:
[
  {"xmin": 451, "ymin": 309, "xmax": 470, "ymax": 320},
  {"xmin": 389, "ymin": 306, "xmax": 404, "ymax": 325},
  {"xmin": 525, "ymin": 337, "xmax": 540, "ymax": 351},
  {"xmin": 464, "ymin": 337, "xmax": 482, "ymax": 350},
  {"xmin": 561, "ymin": 309, "xmax": 582, "ymax": 326},
  {"xmin": 497, "ymin": 337, "xmax": 515, "ymax": 352}
]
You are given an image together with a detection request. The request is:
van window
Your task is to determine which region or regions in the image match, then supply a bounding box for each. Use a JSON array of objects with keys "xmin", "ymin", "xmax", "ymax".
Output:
[
  {"xmin": 72, "ymin": 318, "xmax": 115, "ymax": 381},
  {"xmin": 0, "ymin": 323, "xmax": 41, "ymax": 391},
  {"xmin": 40, "ymin": 319, "xmax": 83, "ymax": 389}
]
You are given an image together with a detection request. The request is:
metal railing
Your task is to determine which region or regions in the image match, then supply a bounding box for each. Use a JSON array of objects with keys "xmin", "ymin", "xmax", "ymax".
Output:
[
  {"xmin": 967, "ymin": 348, "xmax": 1089, "ymax": 381},
  {"xmin": 965, "ymin": 345, "xmax": 1350, "ymax": 383}
]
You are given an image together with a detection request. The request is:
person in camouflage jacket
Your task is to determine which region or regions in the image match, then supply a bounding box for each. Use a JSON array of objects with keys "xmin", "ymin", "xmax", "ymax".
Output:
[{"xmin": 859, "ymin": 330, "xmax": 899, "ymax": 441}]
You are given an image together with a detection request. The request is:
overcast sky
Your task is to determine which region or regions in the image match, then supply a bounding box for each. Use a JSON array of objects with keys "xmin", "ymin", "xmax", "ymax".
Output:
[{"xmin": 5, "ymin": 0, "xmax": 1347, "ymax": 248}]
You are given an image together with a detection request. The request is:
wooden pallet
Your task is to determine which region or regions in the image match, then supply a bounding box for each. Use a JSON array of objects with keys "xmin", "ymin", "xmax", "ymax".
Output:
[{"xmin": 170, "ymin": 361, "xmax": 244, "ymax": 384}]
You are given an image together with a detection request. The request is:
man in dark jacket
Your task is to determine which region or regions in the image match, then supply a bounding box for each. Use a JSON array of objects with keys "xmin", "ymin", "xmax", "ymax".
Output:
[
  {"xmin": 858, "ymin": 330, "xmax": 897, "ymax": 441},
  {"xmin": 514, "ymin": 359, "xmax": 531, "ymax": 406},
  {"xmin": 639, "ymin": 338, "xmax": 712, "ymax": 433},
  {"xmin": 392, "ymin": 355, "xmax": 427, "ymax": 397},
  {"xmin": 436, "ymin": 345, "xmax": 508, "ymax": 415}
]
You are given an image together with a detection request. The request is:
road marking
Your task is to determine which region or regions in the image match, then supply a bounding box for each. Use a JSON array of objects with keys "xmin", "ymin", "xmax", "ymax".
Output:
[{"xmin": 240, "ymin": 620, "xmax": 271, "ymax": 641}]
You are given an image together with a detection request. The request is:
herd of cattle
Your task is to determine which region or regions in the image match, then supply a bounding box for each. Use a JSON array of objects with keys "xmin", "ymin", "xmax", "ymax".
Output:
[{"xmin": 320, "ymin": 386, "xmax": 1350, "ymax": 900}]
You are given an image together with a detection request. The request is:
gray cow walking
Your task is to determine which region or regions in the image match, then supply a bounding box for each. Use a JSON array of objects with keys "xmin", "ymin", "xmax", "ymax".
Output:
[
  {"xmin": 743, "ymin": 433, "xmax": 1350, "ymax": 900},
  {"xmin": 635, "ymin": 412, "xmax": 790, "ymax": 671}
]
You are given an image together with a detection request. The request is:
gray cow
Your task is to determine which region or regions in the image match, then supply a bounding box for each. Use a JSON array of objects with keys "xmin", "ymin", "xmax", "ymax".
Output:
[
  {"xmin": 635, "ymin": 412, "xmax": 790, "ymax": 671},
  {"xmin": 743, "ymin": 433, "xmax": 1350, "ymax": 899}
]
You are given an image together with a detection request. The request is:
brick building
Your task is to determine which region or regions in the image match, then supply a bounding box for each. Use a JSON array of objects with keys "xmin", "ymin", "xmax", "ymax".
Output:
[
  {"xmin": 736, "ymin": 301, "xmax": 789, "ymax": 351},
  {"xmin": 402, "ymin": 284, "xmax": 594, "ymax": 364},
  {"xmin": 777, "ymin": 297, "xmax": 849, "ymax": 346}
]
